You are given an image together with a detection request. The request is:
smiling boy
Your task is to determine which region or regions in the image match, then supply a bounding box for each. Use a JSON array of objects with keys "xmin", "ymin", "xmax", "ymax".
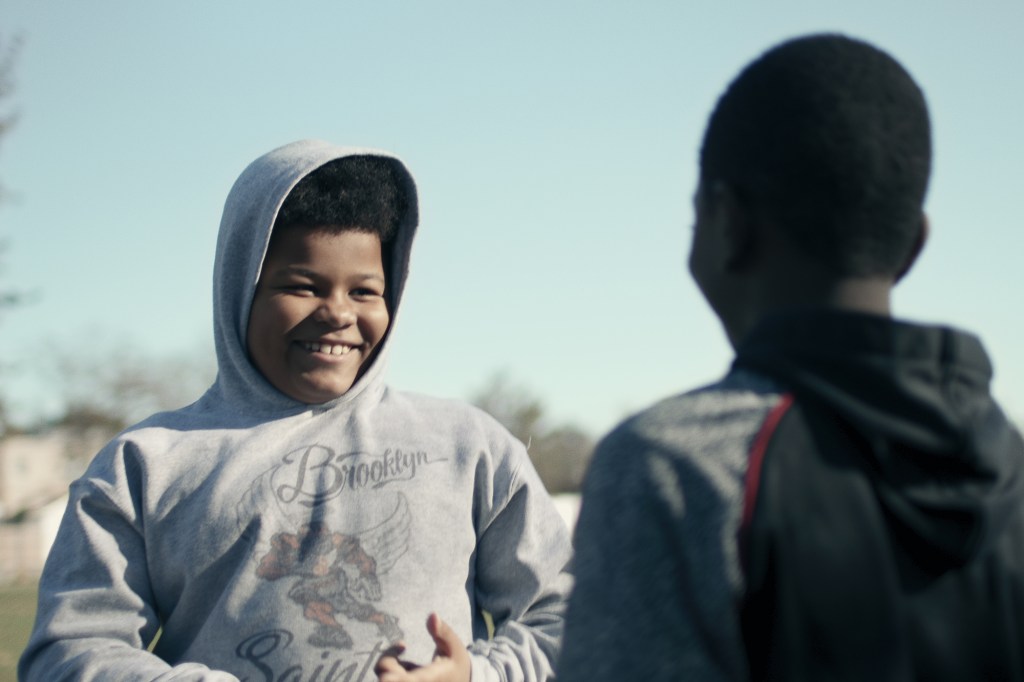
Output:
[
  {"xmin": 21, "ymin": 142, "xmax": 572, "ymax": 682},
  {"xmin": 247, "ymin": 228, "xmax": 389, "ymax": 404}
]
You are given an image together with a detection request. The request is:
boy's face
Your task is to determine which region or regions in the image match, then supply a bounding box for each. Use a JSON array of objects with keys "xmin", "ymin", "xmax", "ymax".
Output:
[
  {"xmin": 688, "ymin": 181, "xmax": 743, "ymax": 346},
  {"xmin": 247, "ymin": 227, "xmax": 390, "ymax": 404},
  {"xmin": 688, "ymin": 182, "xmax": 724, "ymax": 312}
]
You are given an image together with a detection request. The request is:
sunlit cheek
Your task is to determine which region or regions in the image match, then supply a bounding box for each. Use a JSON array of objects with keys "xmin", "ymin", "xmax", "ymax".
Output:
[
  {"xmin": 278, "ymin": 301, "xmax": 315, "ymax": 333},
  {"xmin": 284, "ymin": 317, "xmax": 306, "ymax": 334},
  {"xmin": 367, "ymin": 305, "xmax": 391, "ymax": 342}
]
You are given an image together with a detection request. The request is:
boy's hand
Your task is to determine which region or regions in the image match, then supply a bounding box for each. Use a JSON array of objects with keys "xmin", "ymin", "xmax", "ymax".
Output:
[{"xmin": 375, "ymin": 613, "xmax": 471, "ymax": 682}]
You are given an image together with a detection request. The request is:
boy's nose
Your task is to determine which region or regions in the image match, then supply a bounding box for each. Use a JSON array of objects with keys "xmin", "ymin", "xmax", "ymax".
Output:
[{"xmin": 314, "ymin": 298, "xmax": 356, "ymax": 326}]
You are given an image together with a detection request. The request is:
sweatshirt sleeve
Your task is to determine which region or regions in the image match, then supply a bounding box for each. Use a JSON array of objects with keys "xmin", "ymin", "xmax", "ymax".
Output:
[
  {"xmin": 556, "ymin": 425, "xmax": 747, "ymax": 682},
  {"xmin": 18, "ymin": 474, "xmax": 238, "ymax": 682},
  {"xmin": 466, "ymin": 442, "xmax": 574, "ymax": 682}
]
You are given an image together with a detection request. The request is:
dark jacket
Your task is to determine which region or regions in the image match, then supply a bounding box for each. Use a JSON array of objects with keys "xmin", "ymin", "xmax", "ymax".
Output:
[{"xmin": 736, "ymin": 311, "xmax": 1024, "ymax": 681}]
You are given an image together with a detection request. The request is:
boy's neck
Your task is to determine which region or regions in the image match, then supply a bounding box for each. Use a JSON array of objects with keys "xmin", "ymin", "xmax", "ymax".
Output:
[
  {"xmin": 728, "ymin": 274, "xmax": 893, "ymax": 348},
  {"xmin": 770, "ymin": 275, "xmax": 892, "ymax": 315}
]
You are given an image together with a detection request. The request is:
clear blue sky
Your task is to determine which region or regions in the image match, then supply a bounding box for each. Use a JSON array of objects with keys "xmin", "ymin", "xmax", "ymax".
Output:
[{"xmin": 2, "ymin": 1, "xmax": 1022, "ymax": 436}]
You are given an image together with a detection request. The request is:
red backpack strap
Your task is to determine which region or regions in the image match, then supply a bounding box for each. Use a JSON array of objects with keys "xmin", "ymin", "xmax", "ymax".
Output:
[{"xmin": 739, "ymin": 392, "xmax": 794, "ymax": 571}]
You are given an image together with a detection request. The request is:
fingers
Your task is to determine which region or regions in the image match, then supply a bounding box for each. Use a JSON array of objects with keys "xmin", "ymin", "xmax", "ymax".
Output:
[
  {"xmin": 375, "ymin": 641, "xmax": 418, "ymax": 680},
  {"xmin": 380, "ymin": 657, "xmax": 468, "ymax": 682},
  {"xmin": 376, "ymin": 615, "xmax": 470, "ymax": 682},
  {"xmin": 380, "ymin": 641, "xmax": 408, "ymax": 659},
  {"xmin": 426, "ymin": 613, "xmax": 471, "ymax": 681},
  {"xmin": 375, "ymin": 655, "xmax": 407, "ymax": 681},
  {"xmin": 426, "ymin": 612, "xmax": 463, "ymax": 659}
]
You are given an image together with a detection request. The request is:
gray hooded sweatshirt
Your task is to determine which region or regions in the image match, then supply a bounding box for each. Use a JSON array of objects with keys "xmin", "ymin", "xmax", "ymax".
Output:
[{"xmin": 20, "ymin": 140, "xmax": 573, "ymax": 682}]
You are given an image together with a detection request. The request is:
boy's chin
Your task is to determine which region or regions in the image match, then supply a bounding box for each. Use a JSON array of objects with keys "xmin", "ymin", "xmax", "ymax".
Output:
[{"xmin": 284, "ymin": 372, "xmax": 360, "ymax": 405}]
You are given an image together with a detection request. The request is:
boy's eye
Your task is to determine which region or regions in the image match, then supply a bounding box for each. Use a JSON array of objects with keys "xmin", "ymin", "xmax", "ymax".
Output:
[{"xmin": 281, "ymin": 283, "xmax": 317, "ymax": 295}]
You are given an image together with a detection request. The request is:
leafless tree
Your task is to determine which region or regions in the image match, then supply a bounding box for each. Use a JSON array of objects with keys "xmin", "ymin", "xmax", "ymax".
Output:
[
  {"xmin": 0, "ymin": 33, "xmax": 24, "ymax": 310},
  {"xmin": 49, "ymin": 343, "xmax": 216, "ymax": 460},
  {"xmin": 471, "ymin": 372, "xmax": 594, "ymax": 493},
  {"xmin": 0, "ymin": 33, "xmax": 24, "ymax": 433},
  {"xmin": 0, "ymin": 33, "xmax": 20, "ymax": 181}
]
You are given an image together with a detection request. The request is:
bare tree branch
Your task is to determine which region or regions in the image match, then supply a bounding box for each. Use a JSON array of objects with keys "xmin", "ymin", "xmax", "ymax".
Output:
[
  {"xmin": 471, "ymin": 371, "xmax": 594, "ymax": 493},
  {"xmin": 0, "ymin": 32, "xmax": 24, "ymax": 321}
]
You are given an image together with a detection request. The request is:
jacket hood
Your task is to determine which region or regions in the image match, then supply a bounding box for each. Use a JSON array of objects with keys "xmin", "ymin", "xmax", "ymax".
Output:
[
  {"xmin": 735, "ymin": 310, "xmax": 1024, "ymax": 566},
  {"xmin": 209, "ymin": 140, "xmax": 418, "ymax": 415}
]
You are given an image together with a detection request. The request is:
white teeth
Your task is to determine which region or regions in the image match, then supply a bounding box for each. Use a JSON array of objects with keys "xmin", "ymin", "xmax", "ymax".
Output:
[{"xmin": 303, "ymin": 342, "xmax": 352, "ymax": 355}]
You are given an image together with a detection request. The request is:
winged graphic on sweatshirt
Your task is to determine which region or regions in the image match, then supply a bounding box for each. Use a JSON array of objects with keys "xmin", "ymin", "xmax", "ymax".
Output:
[{"xmin": 253, "ymin": 493, "xmax": 411, "ymax": 649}]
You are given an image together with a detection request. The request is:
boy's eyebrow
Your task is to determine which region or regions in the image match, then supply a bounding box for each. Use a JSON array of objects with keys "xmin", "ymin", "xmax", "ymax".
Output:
[
  {"xmin": 275, "ymin": 265, "xmax": 385, "ymax": 283},
  {"xmin": 275, "ymin": 265, "xmax": 316, "ymax": 277}
]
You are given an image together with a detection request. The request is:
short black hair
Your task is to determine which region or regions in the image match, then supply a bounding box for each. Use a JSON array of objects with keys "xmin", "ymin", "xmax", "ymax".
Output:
[
  {"xmin": 700, "ymin": 34, "xmax": 931, "ymax": 277},
  {"xmin": 273, "ymin": 155, "xmax": 409, "ymax": 243}
]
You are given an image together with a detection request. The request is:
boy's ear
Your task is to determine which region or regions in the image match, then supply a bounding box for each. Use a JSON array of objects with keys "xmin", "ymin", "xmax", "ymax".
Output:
[
  {"xmin": 894, "ymin": 213, "xmax": 929, "ymax": 283},
  {"xmin": 710, "ymin": 182, "xmax": 755, "ymax": 271}
]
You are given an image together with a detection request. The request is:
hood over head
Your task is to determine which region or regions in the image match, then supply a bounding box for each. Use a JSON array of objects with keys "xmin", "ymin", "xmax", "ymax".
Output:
[
  {"xmin": 209, "ymin": 140, "xmax": 418, "ymax": 414},
  {"xmin": 735, "ymin": 310, "xmax": 1024, "ymax": 567}
]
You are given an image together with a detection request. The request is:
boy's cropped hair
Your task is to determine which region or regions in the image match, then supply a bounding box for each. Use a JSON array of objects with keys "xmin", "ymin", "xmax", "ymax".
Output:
[
  {"xmin": 700, "ymin": 33, "xmax": 932, "ymax": 277},
  {"xmin": 274, "ymin": 154, "xmax": 410, "ymax": 241}
]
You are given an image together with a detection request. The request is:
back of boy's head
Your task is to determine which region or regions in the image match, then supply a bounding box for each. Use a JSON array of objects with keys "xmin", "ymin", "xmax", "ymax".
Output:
[
  {"xmin": 273, "ymin": 155, "xmax": 409, "ymax": 242},
  {"xmin": 700, "ymin": 34, "xmax": 932, "ymax": 278}
]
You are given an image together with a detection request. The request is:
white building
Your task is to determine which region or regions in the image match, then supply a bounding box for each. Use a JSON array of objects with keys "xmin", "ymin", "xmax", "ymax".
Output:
[{"xmin": 0, "ymin": 431, "xmax": 90, "ymax": 583}]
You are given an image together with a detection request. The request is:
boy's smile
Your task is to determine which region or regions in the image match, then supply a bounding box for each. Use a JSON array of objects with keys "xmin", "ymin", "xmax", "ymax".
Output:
[{"xmin": 247, "ymin": 228, "xmax": 390, "ymax": 404}]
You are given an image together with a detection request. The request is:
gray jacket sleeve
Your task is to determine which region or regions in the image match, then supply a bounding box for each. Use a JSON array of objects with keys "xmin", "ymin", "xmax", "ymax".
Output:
[
  {"xmin": 19, "ymin": 475, "xmax": 238, "ymax": 682},
  {"xmin": 557, "ymin": 405, "xmax": 754, "ymax": 682},
  {"xmin": 467, "ymin": 443, "xmax": 574, "ymax": 682}
]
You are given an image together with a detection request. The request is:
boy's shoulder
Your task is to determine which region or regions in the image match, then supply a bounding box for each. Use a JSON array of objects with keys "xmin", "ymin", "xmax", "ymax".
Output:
[
  {"xmin": 610, "ymin": 369, "xmax": 782, "ymax": 450},
  {"xmin": 589, "ymin": 369, "xmax": 785, "ymax": 486},
  {"xmin": 575, "ymin": 369, "xmax": 790, "ymax": 603},
  {"xmin": 382, "ymin": 387, "xmax": 523, "ymax": 441}
]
